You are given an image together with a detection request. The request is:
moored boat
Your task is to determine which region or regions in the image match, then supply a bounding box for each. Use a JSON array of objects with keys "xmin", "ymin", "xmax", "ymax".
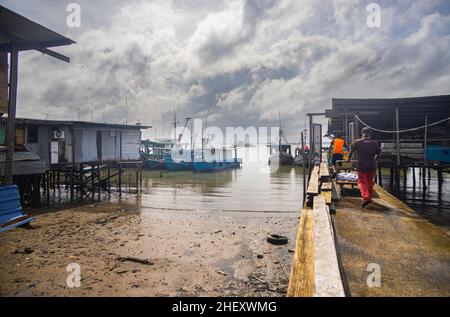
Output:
[
  {"xmin": 193, "ymin": 147, "xmax": 242, "ymax": 173},
  {"xmin": 140, "ymin": 140, "xmax": 173, "ymax": 170},
  {"xmin": 268, "ymin": 112, "xmax": 294, "ymax": 166},
  {"xmin": 164, "ymin": 155, "xmax": 195, "ymax": 171}
]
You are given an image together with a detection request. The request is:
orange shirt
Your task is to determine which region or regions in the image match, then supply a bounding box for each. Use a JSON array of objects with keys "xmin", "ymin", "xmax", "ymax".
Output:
[{"xmin": 333, "ymin": 138, "xmax": 345, "ymax": 155}]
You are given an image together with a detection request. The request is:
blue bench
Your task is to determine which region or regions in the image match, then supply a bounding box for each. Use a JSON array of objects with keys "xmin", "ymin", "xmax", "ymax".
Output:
[{"xmin": 0, "ymin": 185, "xmax": 36, "ymax": 233}]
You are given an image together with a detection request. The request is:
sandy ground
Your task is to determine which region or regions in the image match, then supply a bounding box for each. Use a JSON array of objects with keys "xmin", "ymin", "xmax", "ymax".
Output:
[{"xmin": 0, "ymin": 202, "xmax": 298, "ymax": 297}]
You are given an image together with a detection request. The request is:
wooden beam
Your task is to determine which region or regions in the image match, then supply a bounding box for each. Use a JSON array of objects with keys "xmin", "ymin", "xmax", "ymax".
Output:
[
  {"xmin": 319, "ymin": 162, "xmax": 331, "ymax": 182},
  {"xmin": 288, "ymin": 208, "xmax": 315, "ymax": 297},
  {"xmin": 306, "ymin": 166, "xmax": 320, "ymax": 196},
  {"xmin": 313, "ymin": 196, "xmax": 345, "ymax": 297},
  {"xmin": 306, "ymin": 166, "xmax": 320, "ymax": 207}
]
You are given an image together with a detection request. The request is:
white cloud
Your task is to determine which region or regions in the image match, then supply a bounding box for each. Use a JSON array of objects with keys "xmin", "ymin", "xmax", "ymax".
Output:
[{"xmin": 6, "ymin": 0, "xmax": 450, "ymax": 140}]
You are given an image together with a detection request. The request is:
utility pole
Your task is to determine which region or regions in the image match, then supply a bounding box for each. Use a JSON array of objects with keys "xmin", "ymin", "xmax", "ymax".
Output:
[{"xmin": 5, "ymin": 42, "xmax": 18, "ymax": 185}]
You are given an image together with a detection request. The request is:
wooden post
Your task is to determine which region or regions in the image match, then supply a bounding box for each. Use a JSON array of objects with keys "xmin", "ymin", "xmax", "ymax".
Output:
[
  {"xmin": 97, "ymin": 161, "xmax": 101, "ymax": 201},
  {"xmin": 5, "ymin": 43, "xmax": 19, "ymax": 185},
  {"xmin": 301, "ymin": 131, "xmax": 306, "ymax": 205},
  {"xmin": 46, "ymin": 171, "xmax": 50, "ymax": 203},
  {"xmin": 107, "ymin": 162, "xmax": 111, "ymax": 196},
  {"xmin": 118, "ymin": 163, "xmax": 122, "ymax": 197},
  {"xmin": 135, "ymin": 166, "xmax": 139, "ymax": 194},
  {"xmin": 91, "ymin": 163, "xmax": 95, "ymax": 199},
  {"xmin": 378, "ymin": 165, "xmax": 383, "ymax": 187},
  {"xmin": 308, "ymin": 114, "xmax": 313, "ymax": 175},
  {"xmin": 70, "ymin": 166, "xmax": 74, "ymax": 203},
  {"xmin": 140, "ymin": 163, "xmax": 143, "ymax": 193},
  {"xmin": 389, "ymin": 166, "xmax": 394, "ymax": 190},
  {"xmin": 403, "ymin": 167, "xmax": 407, "ymax": 192},
  {"xmin": 79, "ymin": 163, "xmax": 84, "ymax": 198},
  {"xmin": 437, "ymin": 166, "xmax": 443, "ymax": 202},
  {"xmin": 412, "ymin": 167, "xmax": 416, "ymax": 194},
  {"xmin": 422, "ymin": 167, "xmax": 427, "ymax": 194}
]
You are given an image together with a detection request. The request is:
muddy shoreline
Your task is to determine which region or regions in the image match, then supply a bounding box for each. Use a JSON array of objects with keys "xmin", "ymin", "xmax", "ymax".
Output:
[{"xmin": 0, "ymin": 202, "xmax": 298, "ymax": 297}]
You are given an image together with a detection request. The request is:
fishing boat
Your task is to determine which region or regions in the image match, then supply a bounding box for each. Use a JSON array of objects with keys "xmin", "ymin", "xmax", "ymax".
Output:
[
  {"xmin": 140, "ymin": 140, "xmax": 173, "ymax": 170},
  {"xmin": 162, "ymin": 115, "xmax": 196, "ymax": 172},
  {"xmin": 193, "ymin": 147, "xmax": 242, "ymax": 173},
  {"xmin": 268, "ymin": 112, "xmax": 294, "ymax": 166},
  {"xmin": 164, "ymin": 150, "xmax": 195, "ymax": 171},
  {"xmin": 293, "ymin": 146, "xmax": 310, "ymax": 167},
  {"xmin": 268, "ymin": 144, "xmax": 294, "ymax": 166}
]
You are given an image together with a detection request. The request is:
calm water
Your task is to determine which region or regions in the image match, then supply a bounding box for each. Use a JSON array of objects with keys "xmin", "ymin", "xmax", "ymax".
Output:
[
  {"xmin": 138, "ymin": 146, "xmax": 305, "ymax": 215},
  {"xmin": 381, "ymin": 168, "xmax": 450, "ymax": 231}
]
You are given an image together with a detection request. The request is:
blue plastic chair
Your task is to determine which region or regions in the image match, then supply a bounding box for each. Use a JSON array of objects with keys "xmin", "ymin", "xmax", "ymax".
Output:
[{"xmin": 0, "ymin": 185, "xmax": 36, "ymax": 233}]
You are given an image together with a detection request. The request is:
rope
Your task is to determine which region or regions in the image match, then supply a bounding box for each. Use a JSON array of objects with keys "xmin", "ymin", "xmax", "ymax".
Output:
[{"xmin": 354, "ymin": 115, "xmax": 450, "ymax": 134}]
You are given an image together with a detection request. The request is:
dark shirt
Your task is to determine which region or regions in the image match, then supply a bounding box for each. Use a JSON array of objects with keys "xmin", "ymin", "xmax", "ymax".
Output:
[{"xmin": 351, "ymin": 138, "xmax": 381, "ymax": 172}]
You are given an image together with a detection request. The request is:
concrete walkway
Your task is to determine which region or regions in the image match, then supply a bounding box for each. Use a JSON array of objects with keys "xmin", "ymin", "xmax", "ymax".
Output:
[{"xmin": 334, "ymin": 185, "xmax": 450, "ymax": 296}]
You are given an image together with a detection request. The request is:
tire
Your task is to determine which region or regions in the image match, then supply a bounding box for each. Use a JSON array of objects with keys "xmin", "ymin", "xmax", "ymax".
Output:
[{"xmin": 267, "ymin": 234, "xmax": 289, "ymax": 245}]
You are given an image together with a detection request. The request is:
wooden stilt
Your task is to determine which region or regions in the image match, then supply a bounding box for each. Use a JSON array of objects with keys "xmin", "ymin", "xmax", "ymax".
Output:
[
  {"xmin": 98, "ymin": 162, "xmax": 101, "ymax": 201},
  {"xmin": 403, "ymin": 167, "xmax": 407, "ymax": 192},
  {"xmin": 70, "ymin": 166, "xmax": 75, "ymax": 203},
  {"xmin": 378, "ymin": 165, "xmax": 383, "ymax": 187},
  {"xmin": 437, "ymin": 167, "xmax": 443, "ymax": 202},
  {"xmin": 389, "ymin": 166, "xmax": 394, "ymax": 190},
  {"xmin": 422, "ymin": 167, "xmax": 427, "ymax": 194},
  {"xmin": 46, "ymin": 171, "xmax": 50, "ymax": 203},
  {"xmin": 118, "ymin": 164, "xmax": 122, "ymax": 197},
  {"xmin": 107, "ymin": 162, "xmax": 111, "ymax": 196},
  {"xmin": 91, "ymin": 164, "xmax": 95, "ymax": 199}
]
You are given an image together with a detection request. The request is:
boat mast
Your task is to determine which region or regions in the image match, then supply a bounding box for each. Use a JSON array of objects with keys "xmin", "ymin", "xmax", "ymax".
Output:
[
  {"xmin": 173, "ymin": 107, "xmax": 177, "ymax": 144},
  {"xmin": 279, "ymin": 110, "xmax": 282, "ymax": 152}
]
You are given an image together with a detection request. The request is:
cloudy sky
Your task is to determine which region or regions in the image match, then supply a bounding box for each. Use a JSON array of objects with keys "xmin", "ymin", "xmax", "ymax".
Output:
[{"xmin": 2, "ymin": 0, "xmax": 450, "ymax": 141}]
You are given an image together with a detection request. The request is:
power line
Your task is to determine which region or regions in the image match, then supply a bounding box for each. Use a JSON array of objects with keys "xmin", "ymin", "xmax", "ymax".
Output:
[{"xmin": 354, "ymin": 115, "xmax": 450, "ymax": 134}]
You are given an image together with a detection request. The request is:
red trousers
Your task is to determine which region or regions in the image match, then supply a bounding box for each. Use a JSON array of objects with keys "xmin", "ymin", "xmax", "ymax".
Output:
[{"xmin": 358, "ymin": 171, "xmax": 376, "ymax": 202}]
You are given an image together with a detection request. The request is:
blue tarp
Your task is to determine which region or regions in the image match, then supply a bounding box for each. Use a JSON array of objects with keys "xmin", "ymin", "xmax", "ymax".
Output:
[
  {"xmin": 427, "ymin": 146, "xmax": 450, "ymax": 163},
  {"xmin": 0, "ymin": 185, "xmax": 35, "ymax": 233}
]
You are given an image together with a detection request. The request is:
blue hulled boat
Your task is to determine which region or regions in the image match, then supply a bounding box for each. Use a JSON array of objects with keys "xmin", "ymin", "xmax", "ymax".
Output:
[
  {"xmin": 164, "ymin": 155, "xmax": 194, "ymax": 171},
  {"xmin": 192, "ymin": 147, "xmax": 242, "ymax": 173},
  {"xmin": 193, "ymin": 159, "xmax": 242, "ymax": 172}
]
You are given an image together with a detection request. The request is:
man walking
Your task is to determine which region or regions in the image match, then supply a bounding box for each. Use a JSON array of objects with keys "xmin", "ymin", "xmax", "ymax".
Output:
[
  {"xmin": 348, "ymin": 128, "xmax": 381, "ymax": 208},
  {"xmin": 329, "ymin": 134, "xmax": 348, "ymax": 177}
]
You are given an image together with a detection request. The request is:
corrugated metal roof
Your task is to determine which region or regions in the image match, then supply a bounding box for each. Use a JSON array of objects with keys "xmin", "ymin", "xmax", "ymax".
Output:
[{"xmin": 0, "ymin": 5, "xmax": 75, "ymax": 52}]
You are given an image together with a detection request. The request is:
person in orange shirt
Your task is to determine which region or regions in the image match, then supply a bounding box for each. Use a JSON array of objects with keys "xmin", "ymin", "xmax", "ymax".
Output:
[{"xmin": 329, "ymin": 134, "xmax": 348, "ymax": 177}]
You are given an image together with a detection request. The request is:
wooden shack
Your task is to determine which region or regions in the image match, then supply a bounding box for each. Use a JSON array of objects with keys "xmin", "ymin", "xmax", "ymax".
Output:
[
  {"xmin": 325, "ymin": 95, "xmax": 450, "ymax": 192},
  {"xmin": 13, "ymin": 118, "xmax": 149, "ymax": 166}
]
